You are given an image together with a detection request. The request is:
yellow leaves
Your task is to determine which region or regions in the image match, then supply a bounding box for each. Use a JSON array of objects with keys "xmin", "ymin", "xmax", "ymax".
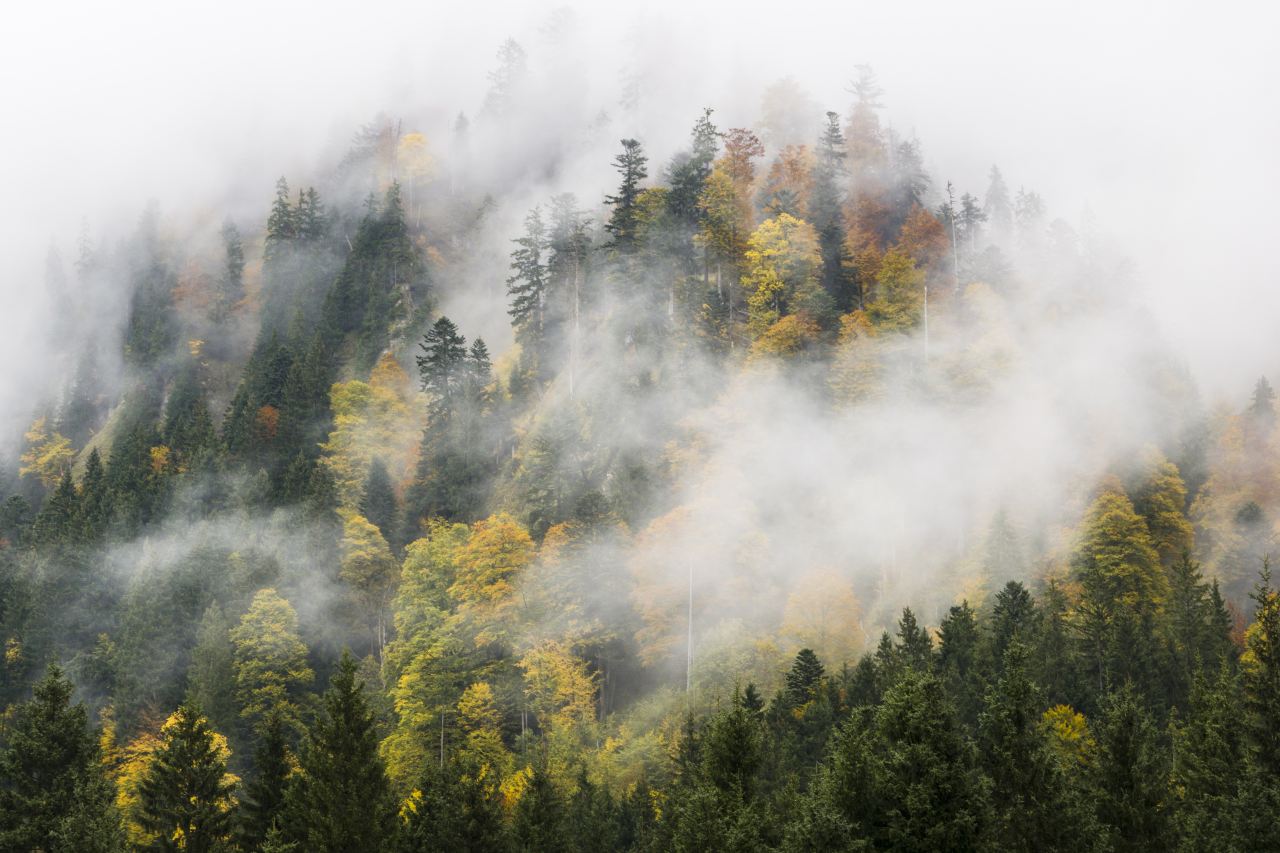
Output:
[
  {"xmin": 866, "ymin": 247, "xmax": 924, "ymax": 332},
  {"xmin": 519, "ymin": 639, "xmax": 597, "ymax": 731},
  {"xmin": 149, "ymin": 445, "xmax": 172, "ymax": 475},
  {"xmin": 4, "ymin": 637, "xmax": 21, "ymax": 667},
  {"xmin": 1040, "ymin": 704, "xmax": 1096, "ymax": 770},
  {"xmin": 450, "ymin": 513, "xmax": 535, "ymax": 647},
  {"xmin": 187, "ymin": 339, "xmax": 205, "ymax": 358},
  {"xmin": 741, "ymin": 213, "xmax": 821, "ymax": 336},
  {"xmin": 500, "ymin": 765, "xmax": 533, "ymax": 814},
  {"xmin": 104, "ymin": 710, "xmax": 164, "ymax": 848},
  {"xmin": 749, "ymin": 314, "xmax": 822, "ymax": 361},
  {"xmin": 456, "ymin": 682, "xmax": 512, "ymax": 778},
  {"xmin": 229, "ymin": 588, "xmax": 313, "ymax": 725},
  {"xmin": 321, "ymin": 377, "xmax": 418, "ymax": 509},
  {"xmin": 1242, "ymin": 589, "xmax": 1279, "ymax": 679},
  {"xmin": 397, "ymin": 132, "xmax": 436, "ymax": 183},
  {"xmin": 339, "ymin": 510, "xmax": 401, "ymax": 652},
  {"xmin": 19, "ymin": 417, "xmax": 74, "ymax": 488},
  {"xmin": 780, "ymin": 568, "xmax": 866, "ymax": 666}
]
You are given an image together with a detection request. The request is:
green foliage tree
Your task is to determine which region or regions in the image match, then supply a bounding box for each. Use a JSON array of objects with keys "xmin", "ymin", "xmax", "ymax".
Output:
[{"xmin": 137, "ymin": 702, "xmax": 236, "ymax": 853}]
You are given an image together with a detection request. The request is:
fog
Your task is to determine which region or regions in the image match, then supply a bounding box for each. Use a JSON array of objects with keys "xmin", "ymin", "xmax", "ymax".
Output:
[
  {"xmin": 2, "ymin": 0, "xmax": 1276, "ymax": 424},
  {"xmin": 0, "ymin": 0, "xmax": 1277, "ymax": 647}
]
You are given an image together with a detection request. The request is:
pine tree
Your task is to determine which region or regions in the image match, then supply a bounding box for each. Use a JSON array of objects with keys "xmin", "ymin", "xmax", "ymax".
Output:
[
  {"xmin": 137, "ymin": 702, "xmax": 236, "ymax": 853},
  {"xmin": 785, "ymin": 648, "xmax": 826, "ymax": 706},
  {"xmin": 1091, "ymin": 684, "xmax": 1169, "ymax": 852},
  {"xmin": 938, "ymin": 601, "xmax": 984, "ymax": 726},
  {"xmin": 416, "ymin": 317, "xmax": 469, "ymax": 412},
  {"xmin": 895, "ymin": 607, "xmax": 933, "ymax": 671},
  {"xmin": 0, "ymin": 664, "xmax": 124, "ymax": 851},
  {"xmin": 398, "ymin": 758, "xmax": 509, "ymax": 853},
  {"xmin": 187, "ymin": 603, "xmax": 236, "ymax": 738},
  {"xmin": 1243, "ymin": 563, "xmax": 1280, "ymax": 776},
  {"xmin": 237, "ymin": 713, "xmax": 292, "ymax": 852},
  {"xmin": 810, "ymin": 111, "xmax": 851, "ymax": 307},
  {"xmin": 979, "ymin": 643, "xmax": 1097, "ymax": 852},
  {"xmin": 512, "ymin": 764, "xmax": 565, "ymax": 853},
  {"xmin": 1170, "ymin": 666, "xmax": 1246, "ymax": 852},
  {"xmin": 1248, "ymin": 376, "xmax": 1276, "ymax": 432},
  {"xmin": 265, "ymin": 178, "xmax": 296, "ymax": 260},
  {"xmin": 604, "ymin": 138, "xmax": 649, "ymax": 254},
  {"xmin": 507, "ymin": 206, "xmax": 548, "ymax": 381},
  {"xmin": 360, "ymin": 459, "xmax": 399, "ymax": 545},
  {"xmin": 282, "ymin": 651, "xmax": 397, "ymax": 850},
  {"xmin": 984, "ymin": 165, "xmax": 1013, "ymax": 237}
]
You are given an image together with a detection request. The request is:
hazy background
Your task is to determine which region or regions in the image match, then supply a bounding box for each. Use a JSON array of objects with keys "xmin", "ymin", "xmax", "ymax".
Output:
[{"xmin": 1, "ymin": 0, "xmax": 1276, "ymax": 423}]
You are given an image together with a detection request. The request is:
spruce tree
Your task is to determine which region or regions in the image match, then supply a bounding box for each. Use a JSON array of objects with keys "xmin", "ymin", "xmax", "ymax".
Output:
[
  {"xmin": 237, "ymin": 713, "xmax": 292, "ymax": 852},
  {"xmin": 785, "ymin": 648, "xmax": 826, "ymax": 706},
  {"xmin": 979, "ymin": 644, "xmax": 1097, "ymax": 852},
  {"xmin": 0, "ymin": 664, "xmax": 124, "ymax": 851},
  {"xmin": 282, "ymin": 651, "xmax": 397, "ymax": 851},
  {"xmin": 137, "ymin": 702, "xmax": 236, "ymax": 853},
  {"xmin": 360, "ymin": 459, "xmax": 399, "ymax": 545},
  {"xmin": 1091, "ymin": 684, "xmax": 1169, "ymax": 852},
  {"xmin": 398, "ymin": 758, "xmax": 509, "ymax": 853},
  {"xmin": 512, "ymin": 764, "xmax": 565, "ymax": 853},
  {"xmin": 603, "ymin": 138, "xmax": 649, "ymax": 254}
]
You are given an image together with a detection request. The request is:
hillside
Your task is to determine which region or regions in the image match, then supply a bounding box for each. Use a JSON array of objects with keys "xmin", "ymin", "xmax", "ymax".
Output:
[{"xmin": 1, "ymin": 49, "xmax": 1278, "ymax": 853}]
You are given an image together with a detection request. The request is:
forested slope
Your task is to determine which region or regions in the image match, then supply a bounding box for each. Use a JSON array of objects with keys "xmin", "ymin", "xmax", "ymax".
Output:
[{"xmin": 0, "ymin": 47, "xmax": 1278, "ymax": 852}]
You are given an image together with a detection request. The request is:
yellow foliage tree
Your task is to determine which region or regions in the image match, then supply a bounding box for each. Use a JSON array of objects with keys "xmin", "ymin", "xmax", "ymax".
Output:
[
  {"xmin": 780, "ymin": 568, "xmax": 866, "ymax": 666},
  {"xmin": 339, "ymin": 510, "xmax": 402, "ymax": 658},
  {"xmin": 740, "ymin": 213, "xmax": 824, "ymax": 336},
  {"xmin": 229, "ymin": 588, "xmax": 313, "ymax": 728},
  {"xmin": 19, "ymin": 417, "xmax": 74, "ymax": 488},
  {"xmin": 457, "ymin": 682, "xmax": 512, "ymax": 778},
  {"xmin": 321, "ymin": 375, "xmax": 418, "ymax": 509},
  {"xmin": 450, "ymin": 513, "xmax": 535, "ymax": 648},
  {"xmin": 866, "ymin": 247, "xmax": 924, "ymax": 332}
]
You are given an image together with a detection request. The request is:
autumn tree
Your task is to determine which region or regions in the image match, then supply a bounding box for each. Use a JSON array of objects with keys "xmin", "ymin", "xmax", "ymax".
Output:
[{"xmin": 230, "ymin": 588, "xmax": 313, "ymax": 730}]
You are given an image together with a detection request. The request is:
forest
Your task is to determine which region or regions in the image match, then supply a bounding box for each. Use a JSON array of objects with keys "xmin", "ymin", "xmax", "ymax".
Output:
[{"xmin": 1, "ymin": 37, "xmax": 1279, "ymax": 853}]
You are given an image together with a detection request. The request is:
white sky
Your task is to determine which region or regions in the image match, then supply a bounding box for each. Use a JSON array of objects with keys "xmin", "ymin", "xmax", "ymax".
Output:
[{"xmin": 0, "ymin": 0, "xmax": 1277, "ymax": 405}]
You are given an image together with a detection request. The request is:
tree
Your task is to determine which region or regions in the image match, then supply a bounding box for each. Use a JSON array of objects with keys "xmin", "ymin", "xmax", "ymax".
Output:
[
  {"xmin": 604, "ymin": 138, "xmax": 649, "ymax": 254},
  {"xmin": 1072, "ymin": 482, "xmax": 1167, "ymax": 694},
  {"xmin": 984, "ymin": 166, "xmax": 1012, "ymax": 237},
  {"xmin": 1248, "ymin": 376, "xmax": 1275, "ymax": 433},
  {"xmin": 0, "ymin": 664, "xmax": 124, "ymax": 851},
  {"xmin": 811, "ymin": 111, "xmax": 851, "ymax": 307},
  {"xmin": 339, "ymin": 510, "xmax": 400, "ymax": 658},
  {"xmin": 187, "ymin": 604, "xmax": 237, "ymax": 738},
  {"xmin": 979, "ymin": 644, "xmax": 1097, "ymax": 852},
  {"xmin": 137, "ymin": 702, "xmax": 237, "ymax": 853},
  {"xmin": 785, "ymin": 648, "xmax": 826, "ymax": 707},
  {"xmin": 237, "ymin": 713, "xmax": 292, "ymax": 852},
  {"xmin": 230, "ymin": 589, "xmax": 313, "ymax": 730},
  {"xmin": 283, "ymin": 652, "xmax": 398, "ymax": 850},
  {"xmin": 1130, "ymin": 449, "xmax": 1193, "ymax": 567},
  {"xmin": 508, "ymin": 206, "xmax": 549, "ymax": 381},
  {"xmin": 1090, "ymin": 685, "xmax": 1170, "ymax": 852},
  {"xmin": 1243, "ymin": 564, "xmax": 1280, "ymax": 775},
  {"xmin": 865, "ymin": 248, "xmax": 924, "ymax": 332},
  {"xmin": 360, "ymin": 458, "xmax": 399, "ymax": 545},
  {"xmin": 19, "ymin": 417, "xmax": 75, "ymax": 490},
  {"xmin": 399, "ymin": 758, "xmax": 509, "ymax": 852},
  {"xmin": 512, "ymin": 764, "xmax": 565, "ymax": 852},
  {"xmin": 1170, "ymin": 666, "xmax": 1246, "ymax": 852},
  {"xmin": 740, "ymin": 213, "xmax": 830, "ymax": 335}
]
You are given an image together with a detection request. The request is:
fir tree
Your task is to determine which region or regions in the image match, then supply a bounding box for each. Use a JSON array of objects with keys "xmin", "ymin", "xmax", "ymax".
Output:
[
  {"xmin": 237, "ymin": 713, "xmax": 292, "ymax": 852},
  {"xmin": 603, "ymin": 138, "xmax": 649, "ymax": 254},
  {"xmin": 0, "ymin": 664, "xmax": 124, "ymax": 851},
  {"xmin": 137, "ymin": 702, "xmax": 236, "ymax": 853},
  {"xmin": 282, "ymin": 652, "xmax": 397, "ymax": 850}
]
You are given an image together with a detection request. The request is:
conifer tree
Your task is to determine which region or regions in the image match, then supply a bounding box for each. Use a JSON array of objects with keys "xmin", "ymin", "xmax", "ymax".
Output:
[
  {"xmin": 979, "ymin": 644, "xmax": 1097, "ymax": 852},
  {"xmin": 1091, "ymin": 684, "xmax": 1169, "ymax": 852},
  {"xmin": 237, "ymin": 713, "xmax": 292, "ymax": 852},
  {"xmin": 512, "ymin": 764, "xmax": 565, "ymax": 853},
  {"xmin": 282, "ymin": 652, "xmax": 397, "ymax": 850},
  {"xmin": 604, "ymin": 138, "xmax": 649, "ymax": 254},
  {"xmin": 137, "ymin": 702, "xmax": 237, "ymax": 853},
  {"xmin": 810, "ymin": 111, "xmax": 851, "ymax": 307},
  {"xmin": 0, "ymin": 664, "xmax": 124, "ymax": 851}
]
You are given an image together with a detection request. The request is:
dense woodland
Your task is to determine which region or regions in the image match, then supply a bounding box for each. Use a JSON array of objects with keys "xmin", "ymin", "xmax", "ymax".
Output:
[{"xmin": 1, "ymin": 44, "xmax": 1279, "ymax": 852}]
